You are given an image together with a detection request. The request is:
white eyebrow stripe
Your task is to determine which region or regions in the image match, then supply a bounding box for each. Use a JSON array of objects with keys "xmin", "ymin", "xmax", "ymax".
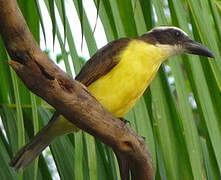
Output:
[{"xmin": 149, "ymin": 26, "xmax": 188, "ymax": 36}]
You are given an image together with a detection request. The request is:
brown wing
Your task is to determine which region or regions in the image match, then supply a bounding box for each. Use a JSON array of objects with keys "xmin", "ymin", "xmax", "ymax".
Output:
[{"xmin": 75, "ymin": 38, "xmax": 130, "ymax": 87}]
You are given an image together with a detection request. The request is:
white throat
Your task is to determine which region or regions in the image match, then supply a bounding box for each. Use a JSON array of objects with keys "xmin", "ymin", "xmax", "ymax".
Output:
[{"xmin": 155, "ymin": 44, "xmax": 184, "ymax": 58}]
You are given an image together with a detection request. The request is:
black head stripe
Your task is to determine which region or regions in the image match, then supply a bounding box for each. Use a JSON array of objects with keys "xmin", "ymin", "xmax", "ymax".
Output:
[{"xmin": 139, "ymin": 27, "xmax": 190, "ymax": 45}]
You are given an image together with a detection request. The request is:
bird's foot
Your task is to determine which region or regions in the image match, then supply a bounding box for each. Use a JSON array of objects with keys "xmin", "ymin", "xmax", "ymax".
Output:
[
  {"xmin": 119, "ymin": 118, "xmax": 130, "ymax": 125},
  {"xmin": 141, "ymin": 136, "xmax": 146, "ymax": 140}
]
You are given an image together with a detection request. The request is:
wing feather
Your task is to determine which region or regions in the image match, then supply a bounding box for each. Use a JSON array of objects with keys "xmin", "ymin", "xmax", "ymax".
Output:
[{"xmin": 75, "ymin": 38, "xmax": 130, "ymax": 87}]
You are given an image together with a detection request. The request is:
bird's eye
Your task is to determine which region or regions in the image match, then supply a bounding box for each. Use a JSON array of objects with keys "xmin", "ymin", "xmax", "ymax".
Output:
[{"xmin": 175, "ymin": 31, "xmax": 181, "ymax": 37}]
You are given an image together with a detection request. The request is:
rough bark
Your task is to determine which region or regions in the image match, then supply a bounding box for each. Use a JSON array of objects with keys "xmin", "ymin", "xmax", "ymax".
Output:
[{"xmin": 0, "ymin": 0, "xmax": 154, "ymax": 179}]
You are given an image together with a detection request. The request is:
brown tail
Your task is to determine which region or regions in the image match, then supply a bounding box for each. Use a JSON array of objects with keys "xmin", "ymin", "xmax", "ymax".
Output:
[
  {"xmin": 9, "ymin": 112, "xmax": 79, "ymax": 170},
  {"xmin": 9, "ymin": 112, "xmax": 60, "ymax": 170}
]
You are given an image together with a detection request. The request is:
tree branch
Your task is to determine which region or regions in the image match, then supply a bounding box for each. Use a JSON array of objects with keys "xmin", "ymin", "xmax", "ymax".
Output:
[{"xmin": 0, "ymin": 0, "xmax": 154, "ymax": 179}]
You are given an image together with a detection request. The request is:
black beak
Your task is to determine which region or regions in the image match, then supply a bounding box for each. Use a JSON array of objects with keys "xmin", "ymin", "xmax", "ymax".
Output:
[{"xmin": 184, "ymin": 40, "xmax": 215, "ymax": 58}]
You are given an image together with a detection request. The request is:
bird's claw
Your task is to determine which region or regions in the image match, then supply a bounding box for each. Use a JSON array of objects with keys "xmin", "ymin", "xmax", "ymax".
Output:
[{"xmin": 120, "ymin": 118, "xmax": 130, "ymax": 124}]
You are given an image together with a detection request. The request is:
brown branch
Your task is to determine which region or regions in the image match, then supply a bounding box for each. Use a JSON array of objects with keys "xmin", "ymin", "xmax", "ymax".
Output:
[{"xmin": 0, "ymin": 0, "xmax": 154, "ymax": 179}]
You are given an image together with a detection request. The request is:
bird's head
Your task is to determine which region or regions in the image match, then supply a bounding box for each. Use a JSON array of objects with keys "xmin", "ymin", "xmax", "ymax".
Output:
[{"xmin": 140, "ymin": 26, "xmax": 214, "ymax": 59}]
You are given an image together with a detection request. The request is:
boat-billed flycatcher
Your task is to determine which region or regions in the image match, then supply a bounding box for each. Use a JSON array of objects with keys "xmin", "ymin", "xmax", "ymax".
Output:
[{"xmin": 10, "ymin": 26, "xmax": 214, "ymax": 170}]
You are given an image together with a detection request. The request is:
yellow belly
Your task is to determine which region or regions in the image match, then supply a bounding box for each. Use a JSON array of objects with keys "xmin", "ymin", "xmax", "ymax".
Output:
[
  {"xmin": 54, "ymin": 40, "xmax": 169, "ymax": 133},
  {"xmin": 88, "ymin": 40, "xmax": 166, "ymax": 117}
]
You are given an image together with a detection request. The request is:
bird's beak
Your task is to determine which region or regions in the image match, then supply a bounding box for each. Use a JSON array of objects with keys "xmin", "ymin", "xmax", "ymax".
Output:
[{"xmin": 184, "ymin": 39, "xmax": 215, "ymax": 58}]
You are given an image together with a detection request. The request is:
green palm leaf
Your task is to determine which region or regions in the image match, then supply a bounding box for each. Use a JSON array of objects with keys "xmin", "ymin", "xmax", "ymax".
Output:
[{"xmin": 0, "ymin": 0, "xmax": 221, "ymax": 179}]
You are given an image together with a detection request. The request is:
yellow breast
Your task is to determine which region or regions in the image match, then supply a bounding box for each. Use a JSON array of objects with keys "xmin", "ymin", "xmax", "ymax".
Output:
[{"xmin": 88, "ymin": 40, "xmax": 167, "ymax": 117}]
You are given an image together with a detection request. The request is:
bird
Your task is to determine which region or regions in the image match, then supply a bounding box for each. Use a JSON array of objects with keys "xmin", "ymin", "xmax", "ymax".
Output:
[{"xmin": 9, "ymin": 26, "xmax": 214, "ymax": 170}]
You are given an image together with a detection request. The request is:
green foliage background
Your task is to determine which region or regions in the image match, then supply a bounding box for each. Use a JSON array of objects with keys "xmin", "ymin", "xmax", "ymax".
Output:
[{"xmin": 0, "ymin": 0, "xmax": 221, "ymax": 179}]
